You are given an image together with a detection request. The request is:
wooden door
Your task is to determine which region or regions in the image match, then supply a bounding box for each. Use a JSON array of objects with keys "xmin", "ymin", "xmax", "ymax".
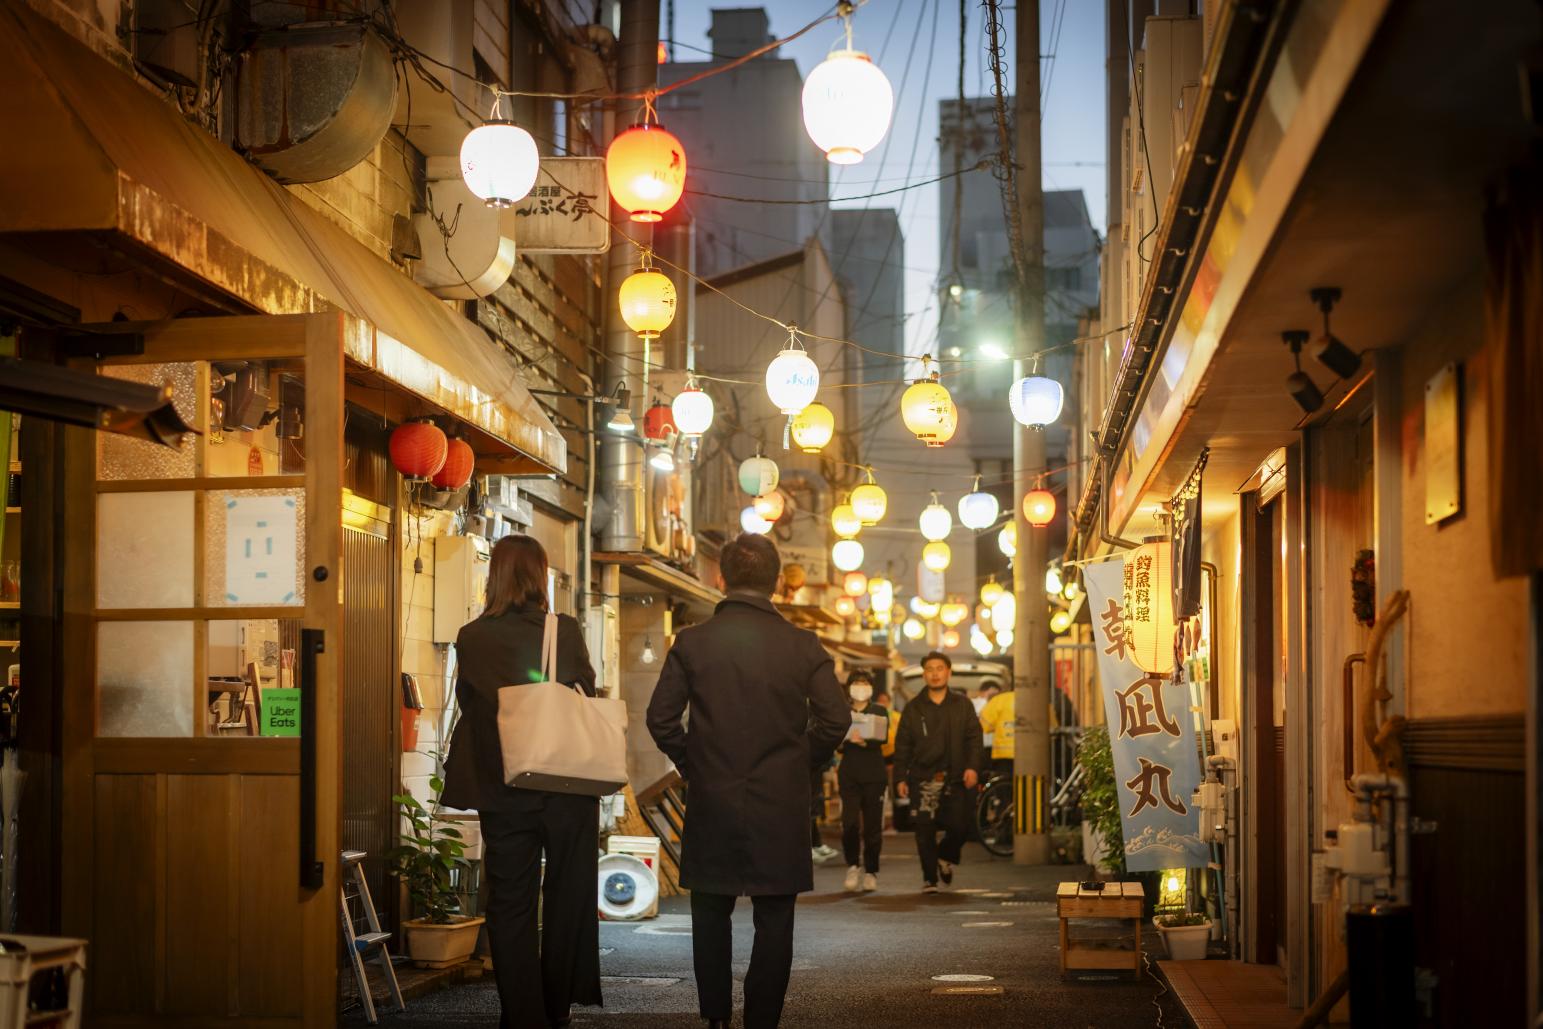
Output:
[{"xmin": 58, "ymin": 313, "xmax": 344, "ymax": 1027}]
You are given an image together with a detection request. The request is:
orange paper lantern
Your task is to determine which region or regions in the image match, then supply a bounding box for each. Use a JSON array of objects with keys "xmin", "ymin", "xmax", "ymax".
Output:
[
  {"xmin": 606, "ymin": 124, "xmax": 686, "ymax": 223},
  {"xmin": 1022, "ymin": 488, "xmax": 1057, "ymax": 527},
  {"xmin": 431, "ymin": 438, "xmax": 475, "ymax": 491},
  {"xmin": 390, "ymin": 420, "xmax": 448, "ymax": 480}
]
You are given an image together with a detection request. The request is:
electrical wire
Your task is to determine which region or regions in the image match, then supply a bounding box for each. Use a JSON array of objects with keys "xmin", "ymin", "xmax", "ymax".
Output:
[{"xmin": 686, "ymin": 159, "xmax": 995, "ymax": 205}]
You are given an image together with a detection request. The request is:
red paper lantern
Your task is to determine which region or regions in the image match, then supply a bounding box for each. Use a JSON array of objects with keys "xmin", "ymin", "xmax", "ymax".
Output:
[
  {"xmin": 643, "ymin": 403, "xmax": 678, "ymax": 441},
  {"xmin": 390, "ymin": 420, "xmax": 447, "ymax": 480},
  {"xmin": 606, "ymin": 123, "xmax": 687, "ymax": 223},
  {"xmin": 1022, "ymin": 488, "xmax": 1057, "ymax": 527},
  {"xmin": 432, "ymin": 438, "xmax": 476, "ymax": 491}
]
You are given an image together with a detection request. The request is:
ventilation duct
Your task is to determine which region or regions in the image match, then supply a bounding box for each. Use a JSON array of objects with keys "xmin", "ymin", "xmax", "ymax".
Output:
[{"xmin": 237, "ymin": 22, "xmax": 398, "ymax": 184}]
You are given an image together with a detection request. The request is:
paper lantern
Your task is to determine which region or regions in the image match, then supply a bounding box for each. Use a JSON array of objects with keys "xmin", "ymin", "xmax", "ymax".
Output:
[
  {"xmin": 619, "ymin": 268, "xmax": 677, "ymax": 339},
  {"xmin": 740, "ymin": 506, "xmax": 772, "ymax": 535},
  {"xmin": 874, "ymin": 607, "xmax": 892, "ymax": 626},
  {"xmin": 1008, "ymin": 373, "xmax": 1065, "ymax": 427},
  {"xmin": 738, "ymin": 455, "xmax": 779, "ymax": 496},
  {"xmin": 993, "ymin": 592, "xmax": 1016, "ymax": 626},
  {"xmin": 958, "ymin": 486, "xmax": 1000, "ymax": 530},
  {"xmin": 941, "ymin": 629, "xmax": 961, "ymax": 650},
  {"xmin": 606, "ymin": 123, "xmax": 686, "ymax": 223},
  {"xmin": 390, "ymin": 420, "xmax": 448, "ymax": 480},
  {"xmin": 1063, "ymin": 579, "xmax": 1081, "ymax": 601},
  {"xmin": 783, "ymin": 563, "xmax": 807, "ymax": 591},
  {"xmin": 1022, "ymin": 488, "xmax": 1057, "ymax": 527},
  {"xmin": 997, "ymin": 521, "xmax": 1017, "ymax": 558},
  {"xmin": 1045, "ymin": 565, "xmax": 1064, "ymax": 596},
  {"xmin": 971, "ymin": 630, "xmax": 993, "ymax": 656},
  {"xmin": 1125, "ymin": 539, "xmax": 1177, "ymax": 675},
  {"xmin": 831, "ymin": 503, "xmax": 862, "ymax": 539},
  {"xmin": 790, "ymin": 402, "xmax": 835, "ymax": 453},
  {"xmin": 850, "ymin": 472, "xmax": 887, "ymax": 525},
  {"xmin": 843, "ymin": 571, "xmax": 868, "ymax": 596},
  {"xmin": 995, "ymin": 627, "xmax": 1014, "ymax": 648},
  {"xmin": 460, "ymin": 120, "xmax": 540, "ymax": 208},
  {"xmin": 832, "ymin": 538, "xmax": 865, "ymax": 572},
  {"xmin": 900, "ymin": 370, "xmax": 957, "ymax": 447},
  {"xmin": 753, "ymin": 490, "xmax": 786, "ymax": 522},
  {"xmin": 835, "ymin": 595, "xmax": 857, "ymax": 617},
  {"xmin": 765, "ymin": 347, "xmax": 820, "ymax": 415},
  {"xmin": 980, "ymin": 577, "xmax": 1005, "ymax": 608},
  {"xmin": 671, "ymin": 384, "xmax": 714, "ymax": 438},
  {"xmin": 910, "ymin": 596, "xmax": 940, "ymax": 619},
  {"xmin": 801, "ymin": 49, "xmax": 894, "ymax": 165},
  {"xmin": 902, "ymin": 617, "xmax": 925, "ymax": 640},
  {"xmin": 643, "ymin": 402, "xmax": 677, "ymax": 441},
  {"xmin": 939, "ymin": 599, "xmax": 969, "ymax": 628},
  {"xmin": 431, "ymin": 437, "xmax": 475, "ymax": 490},
  {"xmin": 1050, "ymin": 609, "xmax": 1073, "ymax": 634},
  {"xmin": 918, "ymin": 494, "xmax": 952, "ymax": 541},
  {"xmin": 922, "ymin": 541, "xmax": 952, "ymax": 572}
]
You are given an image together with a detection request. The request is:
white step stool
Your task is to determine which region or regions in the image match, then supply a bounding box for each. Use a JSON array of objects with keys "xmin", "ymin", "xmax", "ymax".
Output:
[
  {"xmin": 0, "ymin": 934, "xmax": 86, "ymax": 1029},
  {"xmin": 341, "ymin": 851, "xmax": 404, "ymax": 1024}
]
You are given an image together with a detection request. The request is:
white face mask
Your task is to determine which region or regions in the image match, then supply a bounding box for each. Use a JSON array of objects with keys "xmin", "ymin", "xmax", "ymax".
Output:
[{"xmin": 850, "ymin": 685, "xmax": 873, "ymax": 704}]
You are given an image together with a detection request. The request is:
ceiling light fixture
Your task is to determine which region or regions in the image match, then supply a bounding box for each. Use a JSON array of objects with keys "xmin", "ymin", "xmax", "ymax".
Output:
[
  {"xmin": 1309, "ymin": 286, "xmax": 1362, "ymax": 379},
  {"xmin": 1282, "ymin": 330, "xmax": 1324, "ymax": 414}
]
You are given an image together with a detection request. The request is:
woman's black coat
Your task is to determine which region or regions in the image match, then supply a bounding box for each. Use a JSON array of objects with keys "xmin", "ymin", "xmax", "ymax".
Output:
[
  {"xmin": 837, "ymin": 703, "xmax": 892, "ymax": 786},
  {"xmin": 440, "ymin": 606, "xmax": 596, "ymax": 813},
  {"xmin": 645, "ymin": 592, "xmax": 850, "ymax": 896}
]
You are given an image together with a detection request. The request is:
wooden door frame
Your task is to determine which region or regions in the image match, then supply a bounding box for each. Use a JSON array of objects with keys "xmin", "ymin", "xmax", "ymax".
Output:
[{"xmin": 1240, "ymin": 489, "xmax": 1280, "ymax": 967}]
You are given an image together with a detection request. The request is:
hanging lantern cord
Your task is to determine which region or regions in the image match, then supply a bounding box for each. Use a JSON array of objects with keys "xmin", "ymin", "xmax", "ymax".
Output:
[
  {"xmin": 639, "ymin": 90, "xmax": 660, "ymax": 127},
  {"xmin": 639, "ymin": 247, "xmax": 655, "ymax": 272}
]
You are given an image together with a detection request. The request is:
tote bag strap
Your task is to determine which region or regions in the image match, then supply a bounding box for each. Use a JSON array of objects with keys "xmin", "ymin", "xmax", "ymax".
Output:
[{"xmin": 540, "ymin": 612, "xmax": 559, "ymax": 684}]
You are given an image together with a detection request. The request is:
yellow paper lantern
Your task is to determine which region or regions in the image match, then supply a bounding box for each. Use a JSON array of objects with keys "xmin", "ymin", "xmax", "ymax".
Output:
[
  {"xmin": 790, "ymin": 402, "xmax": 835, "ymax": 453},
  {"xmin": 618, "ymin": 265, "xmax": 677, "ymax": 339},
  {"xmin": 850, "ymin": 470, "xmax": 887, "ymax": 525},
  {"xmin": 843, "ymin": 571, "xmax": 869, "ymax": 596},
  {"xmin": 753, "ymin": 490, "xmax": 786, "ymax": 522},
  {"xmin": 910, "ymin": 596, "xmax": 940, "ymax": 619},
  {"xmin": 939, "ymin": 599, "xmax": 969, "ymax": 628},
  {"xmin": 867, "ymin": 574, "xmax": 892, "ymax": 599},
  {"xmin": 831, "ymin": 503, "xmax": 863, "ymax": 539},
  {"xmin": 1045, "ymin": 565, "xmax": 1064, "ymax": 596},
  {"xmin": 980, "ymin": 577, "xmax": 1005, "ymax": 607},
  {"xmin": 1125, "ymin": 538, "xmax": 1177, "ymax": 675},
  {"xmin": 922, "ymin": 540, "xmax": 951, "ymax": 572},
  {"xmin": 606, "ymin": 123, "xmax": 687, "ymax": 223},
  {"xmin": 1022, "ymin": 488, "xmax": 1057, "ymax": 527},
  {"xmin": 835, "ymin": 595, "xmax": 857, "ymax": 617},
  {"xmin": 941, "ymin": 629, "xmax": 961, "ymax": 649},
  {"xmin": 1050, "ymin": 609, "xmax": 1073, "ymax": 634},
  {"xmin": 900, "ymin": 365, "xmax": 958, "ymax": 447},
  {"xmin": 997, "ymin": 521, "xmax": 1017, "ymax": 558}
]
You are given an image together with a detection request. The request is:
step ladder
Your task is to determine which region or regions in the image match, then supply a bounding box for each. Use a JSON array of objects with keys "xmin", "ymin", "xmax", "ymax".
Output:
[{"xmin": 340, "ymin": 851, "xmax": 404, "ymax": 1025}]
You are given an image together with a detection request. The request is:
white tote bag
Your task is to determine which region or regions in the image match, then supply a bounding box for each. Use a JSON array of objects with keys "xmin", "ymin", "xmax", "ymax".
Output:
[{"xmin": 496, "ymin": 612, "xmax": 629, "ymax": 796}]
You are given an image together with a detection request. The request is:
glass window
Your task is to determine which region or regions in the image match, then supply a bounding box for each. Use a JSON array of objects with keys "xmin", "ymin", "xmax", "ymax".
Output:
[
  {"xmin": 95, "ymin": 491, "xmax": 195, "ymax": 609},
  {"xmin": 98, "ymin": 620, "xmax": 194, "ymax": 737},
  {"xmin": 96, "ymin": 363, "xmax": 199, "ymax": 480},
  {"xmin": 205, "ymin": 488, "xmax": 307, "ymax": 607}
]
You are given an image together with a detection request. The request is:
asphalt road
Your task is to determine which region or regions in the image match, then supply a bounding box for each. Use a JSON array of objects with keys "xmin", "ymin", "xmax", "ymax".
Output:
[{"xmin": 353, "ymin": 834, "xmax": 1181, "ymax": 1028}]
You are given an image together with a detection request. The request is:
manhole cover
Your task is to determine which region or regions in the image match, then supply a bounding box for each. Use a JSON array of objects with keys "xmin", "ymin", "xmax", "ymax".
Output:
[
  {"xmin": 931, "ymin": 973, "xmax": 996, "ymax": 982},
  {"xmin": 931, "ymin": 985, "xmax": 1005, "ymax": 996},
  {"xmin": 601, "ymin": 976, "xmax": 681, "ymax": 988},
  {"xmin": 961, "ymin": 921, "xmax": 1013, "ymax": 928}
]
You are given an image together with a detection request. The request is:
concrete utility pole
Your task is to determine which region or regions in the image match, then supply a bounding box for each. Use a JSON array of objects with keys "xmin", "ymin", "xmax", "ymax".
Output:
[{"xmin": 1011, "ymin": 0, "xmax": 1050, "ymax": 865}]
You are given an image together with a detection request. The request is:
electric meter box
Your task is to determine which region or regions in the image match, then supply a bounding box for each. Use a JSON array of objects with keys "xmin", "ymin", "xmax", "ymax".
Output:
[{"xmin": 433, "ymin": 534, "xmax": 491, "ymax": 643}]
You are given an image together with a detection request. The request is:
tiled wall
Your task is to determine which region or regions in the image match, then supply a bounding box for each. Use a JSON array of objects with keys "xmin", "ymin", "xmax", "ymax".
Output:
[{"xmin": 399, "ymin": 507, "xmax": 458, "ymax": 808}]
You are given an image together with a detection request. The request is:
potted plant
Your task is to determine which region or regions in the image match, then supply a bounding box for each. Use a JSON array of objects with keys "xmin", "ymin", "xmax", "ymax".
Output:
[
  {"xmin": 1154, "ymin": 912, "xmax": 1212, "ymax": 960},
  {"xmin": 389, "ymin": 775, "xmax": 484, "ymax": 968},
  {"xmin": 1077, "ymin": 727, "xmax": 1123, "ymax": 876}
]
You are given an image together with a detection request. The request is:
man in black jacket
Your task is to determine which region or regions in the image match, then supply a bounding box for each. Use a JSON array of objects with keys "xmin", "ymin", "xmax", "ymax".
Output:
[
  {"xmin": 893, "ymin": 651, "xmax": 984, "ymax": 892},
  {"xmin": 647, "ymin": 533, "xmax": 850, "ymax": 1029}
]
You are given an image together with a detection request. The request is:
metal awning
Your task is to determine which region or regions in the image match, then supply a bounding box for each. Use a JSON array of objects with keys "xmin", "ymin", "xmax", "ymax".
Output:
[
  {"xmin": 593, "ymin": 552, "xmax": 723, "ymax": 610},
  {"xmin": 0, "ymin": 3, "xmax": 564, "ymax": 474}
]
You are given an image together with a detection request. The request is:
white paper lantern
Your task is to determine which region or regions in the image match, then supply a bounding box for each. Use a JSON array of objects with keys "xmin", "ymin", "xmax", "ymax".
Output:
[
  {"xmin": 902, "ymin": 617, "xmax": 925, "ymax": 640},
  {"xmin": 801, "ymin": 50, "xmax": 894, "ymax": 165},
  {"xmin": 910, "ymin": 596, "xmax": 940, "ymax": 618},
  {"xmin": 765, "ymin": 347, "xmax": 820, "ymax": 415},
  {"xmin": 832, "ymin": 538, "xmax": 865, "ymax": 572},
  {"xmin": 738, "ymin": 455, "xmax": 780, "ymax": 496},
  {"xmin": 958, "ymin": 487, "xmax": 1000, "ymax": 530},
  {"xmin": 1045, "ymin": 565, "xmax": 1064, "ymax": 596},
  {"xmin": 1008, "ymin": 374, "xmax": 1065, "ymax": 428},
  {"xmin": 997, "ymin": 521, "xmax": 1017, "ymax": 558},
  {"xmin": 922, "ymin": 541, "xmax": 951, "ymax": 572},
  {"xmin": 918, "ymin": 494, "xmax": 952, "ymax": 541},
  {"xmin": 993, "ymin": 591, "xmax": 1016, "ymax": 626},
  {"xmin": 740, "ymin": 506, "xmax": 772, "ymax": 535},
  {"xmin": 460, "ymin": 121, "xmax": 540, "ymax": 208},
  {"xmin": 671, "ymin": 385, "xmax": 714, "ymax": 438},
  {"xmin": 996, "ymin": 627, "xmax": 1015, "ymax": 648}
]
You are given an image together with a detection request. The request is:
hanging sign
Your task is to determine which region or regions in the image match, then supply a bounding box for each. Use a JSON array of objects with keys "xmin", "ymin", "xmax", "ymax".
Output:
[
  {"xmin": 224, "ymin": 494, "xmax": 299, "ymax": 605},
  {"xmin": 501, "ymin": 157, "xmax": 610, "ymax": 254},
  {"xmin": 1084, "ymin": 560, "xmax": 1207, "ymax": 872}
]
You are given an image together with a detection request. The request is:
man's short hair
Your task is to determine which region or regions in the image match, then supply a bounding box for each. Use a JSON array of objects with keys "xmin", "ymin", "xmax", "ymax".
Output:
[
  {"xmin": 846, "ymin": 670, "xmax": 873, "ymax": 687},
  {"xmin": 720, "ymin": 532, "xmax": 781, "ymax": 594},
  {"xmin": 980, "ymin": 681, "xmax": 1002, "ymax": 696},
  {"xmin": 921, "ymin": 650, "xmax": 952, "ymax": 670}
]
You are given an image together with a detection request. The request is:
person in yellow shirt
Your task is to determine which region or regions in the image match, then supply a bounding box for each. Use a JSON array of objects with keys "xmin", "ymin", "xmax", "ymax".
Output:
[{"xmin": 977, "ymin": 682, "xmax": 1015, "ymax": 780}]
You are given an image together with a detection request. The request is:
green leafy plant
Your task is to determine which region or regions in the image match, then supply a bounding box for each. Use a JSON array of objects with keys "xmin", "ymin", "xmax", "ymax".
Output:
[
  {"xmin": 387, "ymin": 773, "xmax": 467, "ymax": 924},
  {"xmin": 1156, "ymin": 912, "xmax": 1210, "ymax": 928},
  {"xmin": 1077, "ymin": 726, "xmax": 1125, "ymax": 875}
]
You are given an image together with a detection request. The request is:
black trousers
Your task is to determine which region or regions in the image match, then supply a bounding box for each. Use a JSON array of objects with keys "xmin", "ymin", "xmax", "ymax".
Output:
[
  {"xmin": 910, "ymin": 783, "xmax": 970, "ymax": 884},
  {"xmin": 480, "ymin": 793, "xmax": 602, "ymax": 1029},
  {"xmin": 839, "ymin": 777, "xmax": 885, "ymax": 872},
  {"xmin": 690, "ymin": 891, "xmax": 796, "ymax": 1029}
]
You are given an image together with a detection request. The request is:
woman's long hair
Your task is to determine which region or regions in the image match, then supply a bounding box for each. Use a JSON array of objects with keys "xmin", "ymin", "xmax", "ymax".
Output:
[{"xmin": 483, "ymin": 534, "xmax": 549, "ymax": 617}]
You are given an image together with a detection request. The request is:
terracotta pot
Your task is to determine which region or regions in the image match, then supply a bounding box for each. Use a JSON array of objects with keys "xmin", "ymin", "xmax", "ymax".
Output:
[{"xmin": 401, "ymin": 915, "xmax": 485, "ymax": 968}]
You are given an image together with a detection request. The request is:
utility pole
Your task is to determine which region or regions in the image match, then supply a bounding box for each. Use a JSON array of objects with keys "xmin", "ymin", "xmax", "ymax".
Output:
[{"xmin": 1011, "ymin": 0, "xmax": 1049, "ymax": 865}]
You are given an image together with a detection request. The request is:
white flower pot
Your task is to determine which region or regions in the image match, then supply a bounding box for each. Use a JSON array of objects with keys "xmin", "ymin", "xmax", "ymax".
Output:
[
  {"xmin": 1154, "ymin": 918, "xmax": 1211, "ymax": 961},
  {"xmin": 402, "ymin": 915, "xmax": 485, "ymax": 968}
]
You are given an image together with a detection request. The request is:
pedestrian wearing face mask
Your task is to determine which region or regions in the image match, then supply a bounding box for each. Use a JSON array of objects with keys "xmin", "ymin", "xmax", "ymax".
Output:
[{"xmin": 838, "ymin": 672, "xmax": 889, "ymax": 892}]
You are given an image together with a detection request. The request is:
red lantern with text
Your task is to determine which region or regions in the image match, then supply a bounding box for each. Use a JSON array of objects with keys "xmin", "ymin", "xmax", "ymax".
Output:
[
  {"xmin": 1022, "ymin": 488, "xmax": 1057, "ymax": 527},
  {"xmin": 606, "ymin": 123, "xmax": 687, "ymax": 223},
  {"xmin": 431, "ymin": 438, "xmax": 475, "ymax": 491},
  {"xmin": 643, "ymin": 403, "xmax": 677, "ymax": 441},
  {"xmin": 390, "ymin": 420, "xmax": 448, "ymax": 480}
]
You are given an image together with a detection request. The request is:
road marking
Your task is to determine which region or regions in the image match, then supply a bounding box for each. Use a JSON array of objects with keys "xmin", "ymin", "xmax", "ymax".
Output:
[
  {"xmin": 948, "ymin": 910, "xmax": 990, "ymax": 915},
  {"xmin": 960, "ymin": 921, "xmax": 1014, "ymax": 928},
  {"xmin": 931, "ymin": 973, "xmax": 996, "ymax": 982},
  {"xmin": 601, "ymin": 976, "xmax": 682, "ymax": 988},
  {"xmin": 931, "ymin": 985, "xmax": 1006, "ymax": 996}
]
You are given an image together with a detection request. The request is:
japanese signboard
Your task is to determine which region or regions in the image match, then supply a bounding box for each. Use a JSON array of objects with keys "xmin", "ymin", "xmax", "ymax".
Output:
[
  {"xmin": 1084, "ymin": 559, "xmax": 1207, "ymax": 871},
  {"xmin": 502, "ymin": 157, "xmax": 610, "ymax": 254}
]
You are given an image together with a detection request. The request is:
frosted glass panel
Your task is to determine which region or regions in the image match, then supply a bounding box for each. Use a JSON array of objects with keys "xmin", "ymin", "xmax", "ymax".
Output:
[
  {"xmin": 96, "ymin": 492, "xmax": 195, "ymax": 608},
  {"xmin": 99, "ymin": 620, "xmax": 193, "ymax": 737},
  {"xmin": 206, "ymin": 489, "xmax": 306, "ymax": 606},
  {"xmin": 97, "ymin": 363, "xmax": 199, "ymax": 479}
]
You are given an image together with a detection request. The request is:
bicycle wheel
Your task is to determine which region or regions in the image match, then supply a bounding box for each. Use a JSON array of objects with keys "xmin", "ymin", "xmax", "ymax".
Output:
[{"xmin": 976, "ymin": 780, "xmax": 1015, "ymax": 858}]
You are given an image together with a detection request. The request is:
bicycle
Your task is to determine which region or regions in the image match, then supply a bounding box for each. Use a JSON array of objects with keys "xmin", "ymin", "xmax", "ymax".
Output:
[{"xmin": 975, "ymin": 772, "xmax": 1015, "ymax": 857}]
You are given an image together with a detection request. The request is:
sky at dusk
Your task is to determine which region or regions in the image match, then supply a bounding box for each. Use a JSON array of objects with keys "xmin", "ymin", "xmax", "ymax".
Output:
[{"xmin": 669, "ymin": 0, "xmax": 1108, "ymax": 359}]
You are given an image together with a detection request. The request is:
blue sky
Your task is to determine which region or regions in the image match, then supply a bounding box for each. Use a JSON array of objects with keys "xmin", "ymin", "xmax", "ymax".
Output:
[{"xmin": 669, "ymin": 0, "xmax": 1108, "ymax": 357}]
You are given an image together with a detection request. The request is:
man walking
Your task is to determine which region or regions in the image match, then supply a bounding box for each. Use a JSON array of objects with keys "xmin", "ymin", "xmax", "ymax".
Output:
[
  {"xmin": 647, "ymin": 533, "xmax": 850, "ymax": 1029},
  {"xmin": 893, "ymin": 652, "xmax": 983, "ymax": 892}
]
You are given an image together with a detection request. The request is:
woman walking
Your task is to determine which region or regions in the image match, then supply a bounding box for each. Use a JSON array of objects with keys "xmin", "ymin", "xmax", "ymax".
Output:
[
  {"xmin": 838, "ymin": 671, "xmax": 890, "ymax": 892},
  {"xmin": 441, "ymin": 535, "xmax": 601, "ymax": 1029}
]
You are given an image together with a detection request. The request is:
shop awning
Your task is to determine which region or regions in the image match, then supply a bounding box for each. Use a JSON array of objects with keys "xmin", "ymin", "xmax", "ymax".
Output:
[
  {"xmin": 593, "ymin": 552, "xmax": 723, "ymax": 611},
  {"xmin": 0, "ymin": 4, "xmax": 564, "ymax": 474}
]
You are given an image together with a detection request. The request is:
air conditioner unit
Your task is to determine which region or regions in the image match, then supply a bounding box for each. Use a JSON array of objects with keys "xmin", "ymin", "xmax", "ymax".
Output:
[{"xmin": 1139, "ymin": 16, "xmax": 1204, "ymax": 221}]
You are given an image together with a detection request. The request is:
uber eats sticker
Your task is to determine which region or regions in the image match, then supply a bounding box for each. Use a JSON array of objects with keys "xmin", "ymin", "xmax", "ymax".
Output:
[{"xmin": 261, "ymin": 688, "xmax": 302, "ymax": 737}]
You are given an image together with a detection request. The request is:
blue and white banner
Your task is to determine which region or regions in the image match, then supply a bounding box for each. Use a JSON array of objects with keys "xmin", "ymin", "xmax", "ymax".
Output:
[{"xmin": 1083, "ymin": 560, "xmax": 1208, "ymax": 871}]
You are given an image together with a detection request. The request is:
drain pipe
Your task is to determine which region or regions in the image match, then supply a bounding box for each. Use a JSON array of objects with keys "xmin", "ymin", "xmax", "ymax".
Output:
[
  {"xmin": 598, "ymin": 0, "xmax": 660, "ymax": 552},
  {"xmin": 1098, "ymin": 456, "xmax": 1143, "ymax": 551}
]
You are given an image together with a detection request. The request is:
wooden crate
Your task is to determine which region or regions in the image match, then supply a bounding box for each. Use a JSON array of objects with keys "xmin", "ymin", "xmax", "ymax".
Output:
[{"xmin": 1056, "ymin": 881, "xmax": 1145, "ymax": 978}]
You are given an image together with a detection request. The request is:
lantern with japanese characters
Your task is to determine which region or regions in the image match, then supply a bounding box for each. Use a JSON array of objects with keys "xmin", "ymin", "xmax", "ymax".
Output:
[
  {"xmin": 619, "ymin": 261, "xmax": 677, "ymax": 339},
  {"xmin": 831, "ymin": 503, "xmax": 862, "ymax": 539},
  {"xmin": 606, "ymin": 123, "xmax": 687, "ymax": 223},
  {"xmin": 850, "ymin": 470, "xmax": 887, "ymax": 525},
  {"xmin": 738, "ymin": 455, "xmax": 779, "ymax": 496},
  {"xmin": 1124, "ymin": 538, "xmax": 1177, "ymax": 675},
  {"xmin": 900, "ymin": 364, "xmax": 957, "ymax": 447},
  {"xmin": 789, "ymin": 401, "xmax": 835, "ymax": 453},
  {"xmin": 671, "ymin": 382, "xmax": 714, "ymax": 438}
]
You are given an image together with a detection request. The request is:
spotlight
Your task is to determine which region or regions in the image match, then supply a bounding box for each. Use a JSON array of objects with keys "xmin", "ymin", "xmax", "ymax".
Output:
[
  {"xmin": 1309, "ymin": 287, "xmax": 1362, "ymax": 379},
  {"xmin": 1283, "ymin": 330, "xmax": 1323, "ymax": 414}
]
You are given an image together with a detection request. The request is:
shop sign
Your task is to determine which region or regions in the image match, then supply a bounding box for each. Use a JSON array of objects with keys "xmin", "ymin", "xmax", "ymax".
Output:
[
  {"xmin": 260, "ymin": 688, "xmax": 301, "ymax": 736},
  {"xmin": 502, "ymin": 157, "xmax": 610, "ymax": 254},
  {"xmin": 1083, "ymin": 560, "xmax": 1207, "ymax": 871}
]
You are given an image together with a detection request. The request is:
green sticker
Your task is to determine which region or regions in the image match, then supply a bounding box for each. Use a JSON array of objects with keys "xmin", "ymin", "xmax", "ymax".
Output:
[{"xmin": 261, "ymin": 688, "xmax": 302, "ymax": 737}]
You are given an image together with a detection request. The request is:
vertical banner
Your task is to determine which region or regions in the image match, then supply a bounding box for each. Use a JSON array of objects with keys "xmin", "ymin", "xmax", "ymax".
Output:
[{"xmin": 1084, "ymin": 560, "xmax": 1207, "ymax": 871}]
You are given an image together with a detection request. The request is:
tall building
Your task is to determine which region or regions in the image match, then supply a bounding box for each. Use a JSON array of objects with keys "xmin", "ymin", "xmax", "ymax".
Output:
[{"xmin": 830, "ymin": 209, "xmax": 905, "ymax": 383}]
